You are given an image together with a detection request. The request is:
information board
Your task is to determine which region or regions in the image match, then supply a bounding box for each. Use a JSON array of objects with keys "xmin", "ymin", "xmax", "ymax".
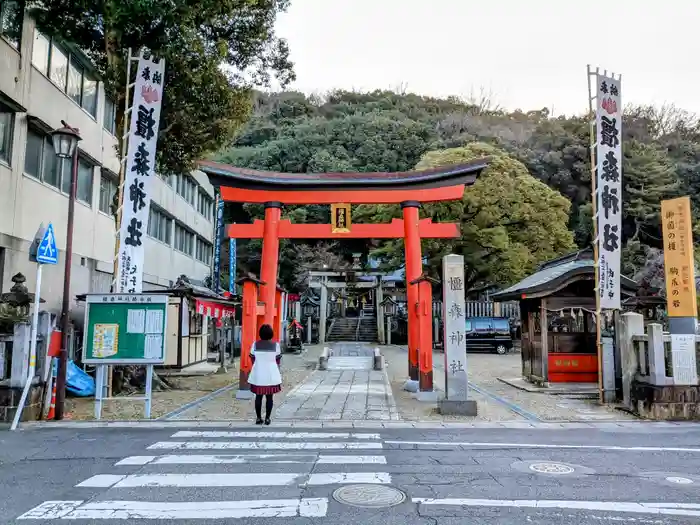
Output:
[{"xmin": 83, "ymin": 294, "xmax": 168, "ymax": 364}]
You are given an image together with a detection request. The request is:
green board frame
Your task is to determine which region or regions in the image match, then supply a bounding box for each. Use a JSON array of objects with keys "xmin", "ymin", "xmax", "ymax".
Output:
[{"xmin": 82, "ymin": 294, "xmax": 168, "ymax": 364}]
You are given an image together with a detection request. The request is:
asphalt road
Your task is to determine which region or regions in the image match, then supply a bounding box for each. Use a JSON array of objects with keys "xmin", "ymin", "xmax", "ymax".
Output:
[{"xmin": 2, "ymin": 423, "xmax": 700, "ymax": 524}]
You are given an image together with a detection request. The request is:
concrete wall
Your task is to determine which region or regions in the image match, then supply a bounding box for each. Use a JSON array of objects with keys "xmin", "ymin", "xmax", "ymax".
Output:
[{"xmin": 0, "ymin": 14, "xmax": 215, "ymax": 314}]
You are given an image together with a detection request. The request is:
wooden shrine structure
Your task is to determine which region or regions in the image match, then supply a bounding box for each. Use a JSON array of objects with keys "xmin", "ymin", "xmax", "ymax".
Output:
[
  {"xmin": 492, "ymin": 249, "xmax": 637, "ymax": 384},
  {"xmin": 198, "ymin": 159, "xmax": 490, "ymax": 397}
]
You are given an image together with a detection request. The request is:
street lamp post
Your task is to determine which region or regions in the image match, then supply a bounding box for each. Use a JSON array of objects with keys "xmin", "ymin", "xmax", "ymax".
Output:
[{"xmin": 50, "ymin": 121, "xmax": 81, "ymax": 421}]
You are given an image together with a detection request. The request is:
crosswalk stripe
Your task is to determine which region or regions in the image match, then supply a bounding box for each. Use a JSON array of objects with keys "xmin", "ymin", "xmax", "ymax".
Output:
[
  {"xmin": 171, "ymin": 431, "xmax": 381, "ymax": 440},
  {"xmin": 116, "ymin": 454, "xmax": 387, "ymax": 466},
  {"xmin": 18, "ymin": 498, "xmax": 329, "ymax": 519},
  {"xmin": 318, "ymin": 455, "xmax": 387, "ymax": 464},
  {"xmin": 411, "ymin": 498, "xmax": 700, "ymax": 518},
  {"xmin": 148, "ymin": 441, "xmax": 383, "ymax": 450},
  {"xmin": 307, "ymin": 472, "xmax": 391, "ymax": 485},
  {"xmin": 77, "ymin": 472, "xmax": 391, "ymax": 488}
]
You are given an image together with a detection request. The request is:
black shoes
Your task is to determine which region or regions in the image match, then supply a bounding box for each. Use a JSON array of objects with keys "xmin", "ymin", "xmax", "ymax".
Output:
[
  {"xmin": 255, "ymin": 418, "xmax": 263, "ymax": 425},
  {"xmin": 264, "ymin": 417, "xmax": 271, "ymax": 426}
]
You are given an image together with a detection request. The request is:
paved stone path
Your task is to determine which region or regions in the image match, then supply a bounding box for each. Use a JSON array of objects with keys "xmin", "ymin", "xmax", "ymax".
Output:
[{"xmin": 275, "ymin": 343, "xmax": 399, "ymax": 421}]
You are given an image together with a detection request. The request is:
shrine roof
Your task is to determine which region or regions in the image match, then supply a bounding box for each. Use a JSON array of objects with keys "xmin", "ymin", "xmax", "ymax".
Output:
[
  {"xmin": 492, "ymin": 249, "xmax": 637, "ymax": 301},
  {"xmin": 198, "ymin": 158, "xmax": 489, "ymax": 191}
]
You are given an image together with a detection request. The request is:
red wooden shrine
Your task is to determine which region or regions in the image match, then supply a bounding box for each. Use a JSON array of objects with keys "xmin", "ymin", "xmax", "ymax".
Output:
[{"xmin": 199, "ymin": 159, "xmax": 490, "ymax": 396}]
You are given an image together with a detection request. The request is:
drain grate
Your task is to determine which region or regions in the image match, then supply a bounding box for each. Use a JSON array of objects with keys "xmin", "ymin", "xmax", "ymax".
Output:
[{"xmin": 333, "ymin": 484, "xmax": 406, "ymax": 508}]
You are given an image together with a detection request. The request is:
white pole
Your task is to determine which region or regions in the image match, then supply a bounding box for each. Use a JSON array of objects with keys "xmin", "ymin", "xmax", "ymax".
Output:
[
  {"xmin": 144, "ymin": 364, "xmax": 154, "ymax": 418},
  {"xmin": 10, "ymin": 263, "xmax": 43, "ymax": 430},
  {"xmin": 94, "ymin": 364, "xmax": 103, "ymax": 420}
]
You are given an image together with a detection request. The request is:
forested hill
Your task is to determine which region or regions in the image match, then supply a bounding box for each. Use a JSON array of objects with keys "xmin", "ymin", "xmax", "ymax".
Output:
[{"xmin": 214, "ymin": 90, "xmax": 700, "ymax": 293}]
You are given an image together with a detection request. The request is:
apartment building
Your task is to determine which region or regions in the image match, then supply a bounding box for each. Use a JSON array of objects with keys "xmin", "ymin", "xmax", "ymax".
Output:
[{"xmin": 0, "ymin": 3, "xmax": 216, "ymax": 316}]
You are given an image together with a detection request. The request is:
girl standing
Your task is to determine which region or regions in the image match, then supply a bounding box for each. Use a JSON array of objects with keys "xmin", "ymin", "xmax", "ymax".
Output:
[{"xmin": 247, "ymin": 324, "xmax": 282, "ymax": 425}]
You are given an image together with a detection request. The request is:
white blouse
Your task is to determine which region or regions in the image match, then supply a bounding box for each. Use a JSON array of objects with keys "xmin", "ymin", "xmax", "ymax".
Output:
[{"xmin": 248, "ymin": 342, "xmax": 282, "ymax": 386}]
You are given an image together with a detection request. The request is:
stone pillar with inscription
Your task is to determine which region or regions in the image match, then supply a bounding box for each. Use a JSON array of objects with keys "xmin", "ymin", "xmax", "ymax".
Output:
[{"xmin": 438, "ymin": 254, "xmax": 477, "ymax": 416}]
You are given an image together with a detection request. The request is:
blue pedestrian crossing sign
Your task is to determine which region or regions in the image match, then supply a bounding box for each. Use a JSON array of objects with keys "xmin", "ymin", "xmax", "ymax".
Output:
[{"xmin": 36, "ymin": 223, "xmax": 58, "ymax": 265}]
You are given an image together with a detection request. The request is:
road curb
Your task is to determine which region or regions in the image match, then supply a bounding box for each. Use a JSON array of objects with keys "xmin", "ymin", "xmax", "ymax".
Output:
[{"xmin": 12, "ymin": 419, "xmax": 699, "ymax": 431}]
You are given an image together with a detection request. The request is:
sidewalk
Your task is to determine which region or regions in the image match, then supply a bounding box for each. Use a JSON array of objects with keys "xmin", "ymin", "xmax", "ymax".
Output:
[
  {"xmin": 383, "ymin": 345, "xmax": 637, "ymax": 423},
  {"xmin": 274, "ymin": 343, "xmax": 399, "ymax": 421},
  {"xmin": 383, "ymin": 345, "xmax": 520, "ymax": 422},
  {"xmin": 63, "ymin": 345, "xmax": 324, "ymax": 421},
  {"xmin": 166, "ymin": 345, "xmax": 325, "ymax": 421},
  {"xmin": 61, "ymin": 343, "xmax": 637, "ymax": 424}
]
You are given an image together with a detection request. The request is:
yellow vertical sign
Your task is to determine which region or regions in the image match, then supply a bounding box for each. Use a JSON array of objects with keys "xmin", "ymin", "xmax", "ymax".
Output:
[
  {"xmin": 331, "ymin": 203, "xmax": 351, "ymax": 233},
  {"xmin": 661, "ymin": 196, "xmax": 697, "ymax": 317}
]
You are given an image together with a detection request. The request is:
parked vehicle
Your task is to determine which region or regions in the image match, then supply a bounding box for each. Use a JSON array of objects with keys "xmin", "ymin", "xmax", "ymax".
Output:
[{"xmin": 464, "ymin": 316, "xmax": 514, "ymax": 355}]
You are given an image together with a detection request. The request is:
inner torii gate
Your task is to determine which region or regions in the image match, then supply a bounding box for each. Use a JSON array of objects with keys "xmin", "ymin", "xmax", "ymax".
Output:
[{"xmin": 199, "ymin": 159, "xmax": 489, "ymax": 397}]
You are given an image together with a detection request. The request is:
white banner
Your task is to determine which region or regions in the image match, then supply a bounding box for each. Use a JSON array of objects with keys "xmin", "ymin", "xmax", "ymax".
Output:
[
  {"xmin": 116, "ymin": 50, "xmax": 166, "ymax": 293},
  {"xmin": 595, "ymin": 72, "xmax": 622, "ymax": 309}
]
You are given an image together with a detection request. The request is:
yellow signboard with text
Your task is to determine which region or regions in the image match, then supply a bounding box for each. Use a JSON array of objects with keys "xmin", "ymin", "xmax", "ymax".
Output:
[
  {"xmin": 661, "ymin": 196, "xmax": 697, "ymax": 318},
  {"xmin": 331, "ymin": 203, "xmax": 351, "ymax": 233}
]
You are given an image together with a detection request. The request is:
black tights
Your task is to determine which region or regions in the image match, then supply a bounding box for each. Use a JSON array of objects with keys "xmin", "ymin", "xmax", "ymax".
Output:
[{"xmin": 255, "ymin": 394, "xmax": 274, "ymax": 419}]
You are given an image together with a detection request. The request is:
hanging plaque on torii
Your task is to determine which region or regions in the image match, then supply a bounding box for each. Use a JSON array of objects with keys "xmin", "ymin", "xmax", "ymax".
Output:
[{"xmin": 198, "ymin": 159, "xmax": 490, "ymax": 398}]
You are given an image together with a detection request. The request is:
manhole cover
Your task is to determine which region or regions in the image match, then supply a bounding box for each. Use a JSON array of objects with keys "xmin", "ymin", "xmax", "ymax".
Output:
[
  {"xmin": 511, "ymin": 460, "xmax": 593, "ymax": 476},
  {"xmin": 333, "ymin": 484, "xmax": 406, "ymax": 508},
  {"xmin": 666, "ymin": 476, "xmax": 694, "ymax": 485},
  {"xmin": 639, "ymin": 471, "xmax": 699, "ymax": 487},
  {"xmin": 528, "ymin": 462, "xmax": 575, "ymax": 475}
]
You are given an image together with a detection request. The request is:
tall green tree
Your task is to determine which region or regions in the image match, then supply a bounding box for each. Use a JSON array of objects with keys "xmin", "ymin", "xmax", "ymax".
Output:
[
  {"xmin": 216, "ymin": 89, "xmax": 700, "ymax": 289},
  {"xmin": 355, "ymin": 143, "xmax": 576, "ymax": 289},
  {"xmin": 29, "ymin": 0, "xmax": 295, "ymax": 174},
  {"xmin": 623, "ymin": 140, "xmax": 679, "ymax": 247}
]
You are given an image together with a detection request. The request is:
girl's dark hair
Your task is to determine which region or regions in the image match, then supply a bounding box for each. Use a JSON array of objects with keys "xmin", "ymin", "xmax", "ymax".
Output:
[{"xmin": 259, "ymin": 324, "xmax": 274, "ymax": 341}]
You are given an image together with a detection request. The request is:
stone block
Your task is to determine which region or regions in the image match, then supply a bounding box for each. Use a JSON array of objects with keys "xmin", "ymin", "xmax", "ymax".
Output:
[
  {"xmin": 413, "ymin": 390, "xmax": 440, "ymax": 402},
  {"xmin": 235, "ymin": 389, "xmax": 254, "ymax": 400},
  {"xmin": 403, "ymin": 379, "xmax": 419, "ymax": 393},
  {"xmin": 0, "ymin": 383, "xmax": 44, "ymax": 423},
  {"xmin": 631, "ymin": 380, "xmax": 700, "ymax": 421},
  {"xmin": 438, "ymin": 399, "xmax": 478, "ymax": 417}
]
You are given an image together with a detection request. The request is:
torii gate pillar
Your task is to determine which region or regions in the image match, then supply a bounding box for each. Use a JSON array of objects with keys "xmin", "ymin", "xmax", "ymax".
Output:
[
  {"xmin": 402, "ymin": 201, "xmax": 422, "ymax": 387},
  {"xmin": 236, "ymin": 275, "xmax": 263, "ymax": 400},
  {"xmin": 259, "ymin": 202, "xmax": 282, "ymax": 330}
]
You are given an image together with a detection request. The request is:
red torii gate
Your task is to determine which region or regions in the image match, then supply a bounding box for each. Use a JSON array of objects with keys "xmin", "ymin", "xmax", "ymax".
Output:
[{"xmin": 199, "ymin": 159, "xmax": 489, "ymax": 397}]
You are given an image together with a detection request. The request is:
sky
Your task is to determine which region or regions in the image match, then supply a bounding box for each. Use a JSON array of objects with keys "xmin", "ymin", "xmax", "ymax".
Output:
[{"xmin": 274, "ymin": 0, "xmax": 700, "ymax": 116}]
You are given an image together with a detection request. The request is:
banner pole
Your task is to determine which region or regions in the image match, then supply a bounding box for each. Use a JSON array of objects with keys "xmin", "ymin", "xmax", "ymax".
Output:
[
  {"xmin": 108, "ymin": 48, "xmax": 135, "ymax": 397},
  {"xmin": 587, "ymin": 64, "xmax": 604, "ymax": 404}
]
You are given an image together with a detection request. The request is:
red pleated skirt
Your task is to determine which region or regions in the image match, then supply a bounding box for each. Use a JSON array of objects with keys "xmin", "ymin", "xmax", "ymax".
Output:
[{"xmin": 250, "ymin": 384, "xmax": 282, "ymax": 395}]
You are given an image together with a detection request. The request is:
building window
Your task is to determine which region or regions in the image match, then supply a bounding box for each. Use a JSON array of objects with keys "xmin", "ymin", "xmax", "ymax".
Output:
[
  {"xmin": 196, "ymin": 190, "xmax": 213, "ymax": 219},
  {"xmin": 49, "ymin": 42, "xmax": 68, "ymax": 91},
  {"xmin": 67, "ymin": 57, "xmax": 82, "ymax": 105},
  {"xmin": 148, "ymin": 206, "xmax": 172, "ymax": 244},
  {"xmin": 174, "ymin": 223, "xmax": 194, "ymax": 256},
  {"xmin": 24, "ymin": 128, "xmax": 43, "ymax": 178},
  {"xmin": 31, "ymin": 30, "xmax": 99, "ymax": 118},
  {"xmin": 0, "ymin": 0, "xmax": 22, "ymax": 48},
  {"xmin": 0, "ymin": 103, "xmax": 13, "ymax": 164},
  {"xmin": 31, "ymin": 31, "xmax": 50, "ymax": 72},
  {"xmin": 82, "ymin": 75, "xmax": 98, "ymax": 116},
  {"xmin": 24, "ymin": 127, "xmax": 93, "ymax": 206},
  {"xmin": 76, "ymin": 157, "xmax": 94, "ymax": 204},
  {"xmin": 195, "ymin": 237, "xmax": 213, "ymax": 265},
  {"xmin": 99, "ymin": 172, "xmax": 117, "ymax": 214},
  {"xmin": 103, "ymin": 97, "xmax": 116, "ymax": 134},
  {"xmin": 175, "ymin": 174, "xmax": 196, "ymax": 206}
]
